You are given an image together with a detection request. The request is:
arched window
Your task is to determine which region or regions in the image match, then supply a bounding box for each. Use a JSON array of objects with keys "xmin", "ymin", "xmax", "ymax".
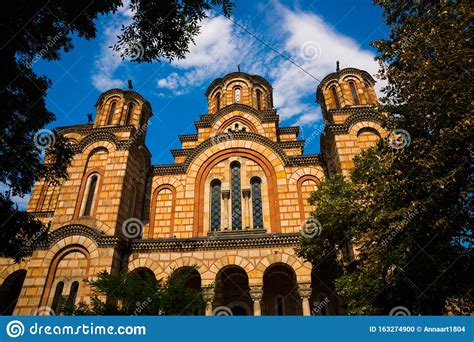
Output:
[
  {"xmin": 210, "ymin": 180, "xmax": 221, "ymax": 231},
  {"xmin": 106, "ymin": 101, "xmax": 116, "ymax": 125},
  {"xmin": 68, "ymin": 281, "xmax": 79, "ymax": 305},
  {"xmin": 125, "ymin": 103, "xmax": 134, "ymax": 125},
  {"xmin": 364, "ymin": 82, "xmax": 373, "ymax": 103},
  {"xmin": 251, "ymin": 177, "xmax": 263, "ymax": 229},
  {"xmin": 82, "ymin": 174, "xmax": 98, "ymax": 216},
  {"xmin": 275, "ymin": 295, "xmax": 285, "ymax": 316},
  {"xmin": 234, "ymin": 88, "xmax": 241, "ymax": 103},
  {"xmin": 216, "ymin": 93, "xmax": 221, "ymax": 110},
  {"xmin": 349, "ymin": 82, "xmax": 359, "ymax": 105},
  {"xmin": 256, "ymin": 90, "xmax": 262, "ymax": 110},
  {"xmin": 230, "ymin": 161, "xmax": 242, "ymax": 230},
  {"xmin": 330, "ymin": 86, "xmax": 340, "ymax": 109},
  {"xmin": 51, "ymin": 281, "xmax": 64, "ymax": 313}
]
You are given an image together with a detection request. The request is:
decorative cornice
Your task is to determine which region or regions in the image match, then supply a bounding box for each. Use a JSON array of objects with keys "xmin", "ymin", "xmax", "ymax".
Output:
[
  {"xmin": 277, "ymin": 127, "xmax": 300, "ymax": 135},
  {"xmin": 153, "ymin": 131, "xmax": 321, "ymax": 175},
  {"xmin": 25, "ymin": 224, "xmax": 301, "ymax": 254},
  {"xmin": 153, "ymin": 163, "xmax": 186, "ymax": 175},
  {"xmin": 131, "ymin": 233, "xmax": 300, "ymax": 252},
  {"xmin": 33, "ymin": 224, "xmax": 119, "ymax": 250},
  {"xmin": 287, "ymin": 154, "xmax": 323, "ymax": 166},
  {"xmin": 57, "ymin": 125, "xmax": 134, "ymax": 135},
  {"xmin": 170, "ymin": 149, "xmax": 193, "ymax": 157},
  {"xmin": 55, "ymin": 124, "xmax": 92, "ymax": 134},
  {"xmin": 28, "ymin": 211, "xmax": 55, "ymax": 218},
  {"xmin": 57, "ymin": 126, "xmax": 151, "ymax": 157},
  {"xmin": 278, "ymin": 140, "xmax": 305, "ymax": 150},
  {"xmin": 193, "ymin": 104, "xmax": 279, "ymax": 130},
  {"xmin": 325, "ymin": 111, "xmax": 386, "ymax": 135},
  {"xmin": 327, "ymin": 106, "xmax": 377, "ymax": 116},
  {"xmin": 178, "ymin": 134, "xmax": 198, "ymax": 142}
]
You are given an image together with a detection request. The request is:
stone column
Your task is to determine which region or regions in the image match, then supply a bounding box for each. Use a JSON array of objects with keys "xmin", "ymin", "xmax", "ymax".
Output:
[
  {"xmin": 249, "ymin": 286, "xmax": 263, "ymax": 316},
  {"xmin": 242, "ymin": 189, "xmax": 251, "ymax": 230},
  {"xmin": 221, "ymin": 190, "xmax": 230, "ymax": 231},
  {"xmin": 298, "ymin": 283, "xmax": 312, "ymax": 316},
  {"xmin": 203, "ymin": 287, "xmax": 215, "ymax": 316}
]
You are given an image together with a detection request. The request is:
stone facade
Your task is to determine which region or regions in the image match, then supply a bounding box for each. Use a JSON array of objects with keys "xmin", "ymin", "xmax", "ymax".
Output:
[{"xmin": 0, "ymin": 68, "xmax": 387, "ymax": 316}]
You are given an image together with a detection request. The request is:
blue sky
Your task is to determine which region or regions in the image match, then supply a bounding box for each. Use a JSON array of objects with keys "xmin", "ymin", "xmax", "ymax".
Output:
[
  {"xmin": 33, "ymin": 0, "xmax": 387, "ymax": 163},
  {"xmin": 6, "ymin": 0, "xmax": 388, "ymax": 208},
  {"xmin": 13, "ymin": 0, "xmax": 387, "ymax": 208}
]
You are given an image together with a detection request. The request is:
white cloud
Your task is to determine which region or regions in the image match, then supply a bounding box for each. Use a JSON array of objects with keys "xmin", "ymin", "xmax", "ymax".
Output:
[
  {"xmin": 91, "ymin": 2, "xmax": 133, "ymax": 91},
  {"xmin": 156, "ymin": 15, "xmax": 242, "ymax": 92},
  {"xmin": 158, "ymin": 2, "xmax": 382, "ymax": 126}
]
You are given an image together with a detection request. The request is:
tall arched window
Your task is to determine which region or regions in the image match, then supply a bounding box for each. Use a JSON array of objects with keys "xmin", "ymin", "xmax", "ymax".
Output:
[
  {"xmin": 68, "ymin": 281, "xmax": 79, "ymax": 305},
  {"xmin": 82, "ymin": 174, "xmax": 98, "ymax": 216},
  {"xmin": 230, "ymin": 161, "xmax": 242, "ymax": 230},
  {"xmin": 51, "ymin": 281, "xmax": 64, "ymax": 313},
  {"xmin": 210, "ymin": 180, "xmax": 221, "ymax": 231},
  {"xmin": 234, "ymin": 88, "xmax": 241, "ymax": 103},
  {"xmin": 251, "ymin": 177, "xmax": 263, "ymax": 229},
  {"xmin": 349, "ymin": 82, "xmax": 359, "ymax": 105},
  {"xmin": 364, "ymin": 82, "xmax": 373, "ymax": 103},
  {"xmin": 330, "ymin": 86, "xmax": 340, "ymax": 109},
  {"xmin": 106, "ymin": 101, "xmax": 117, "ymax": 125},
  {"xmin": 276, "ymin": 295, "xmax": 285, "ymax": 316},
  {"xmin": 125, "ymin": 103, "xmax": 134, "ymax": 125},
  {"xmin": 216, "ymin": 93, "xmax": 221, "ymax": 110},
  {"xmin": 256, "ymin": 90, "xmax": 262, "ymax": 110}
]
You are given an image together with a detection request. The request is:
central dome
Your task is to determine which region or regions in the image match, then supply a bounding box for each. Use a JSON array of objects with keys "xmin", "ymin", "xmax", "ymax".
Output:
[{"xmin": 205, "ymin": 72, "xmax": 273, "ymax": 113}]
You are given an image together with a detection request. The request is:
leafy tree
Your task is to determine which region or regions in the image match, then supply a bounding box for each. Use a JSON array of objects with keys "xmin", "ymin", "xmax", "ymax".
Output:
[
  {"xmin": 61, "ymin": 267, "xmax": 206, "ymax": 315},
  {"xmin": 296, "ymin": 174, "xmax": 359, "ymax": 282},
  {"xmin": 298, "ymin": 0, "xmax": 473, "ymax": 315},
  {"xmin": 0, "ymin": 0, "xmax": 234, "ymax": 260}
]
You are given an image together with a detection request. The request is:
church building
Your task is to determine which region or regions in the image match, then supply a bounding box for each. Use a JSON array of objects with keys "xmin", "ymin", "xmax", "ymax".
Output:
[{"xmin": 0, "ymin": 67, "xmax": 387, "ymax": 316}]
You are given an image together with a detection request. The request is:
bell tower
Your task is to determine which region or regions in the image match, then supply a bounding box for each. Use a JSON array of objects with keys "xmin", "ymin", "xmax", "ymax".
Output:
[
  {"xmin": 93, "ymin": 83, "xmax": 152, "ymax": 134},
  {"xmin": 317, "ymin": 64, "xmax": 387, "ymax": 176}
]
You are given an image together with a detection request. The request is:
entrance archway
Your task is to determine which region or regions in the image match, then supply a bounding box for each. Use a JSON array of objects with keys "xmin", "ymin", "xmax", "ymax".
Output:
[
  {"xmin": 0, "ymin": 270, "xmax": 26, "ymax": 315},
  {"xmin": 214, "ymin": 266, "xmax": 252, "ymax": 316},
  {"xmin": 169, "ymin": 267, "xmax": 203, "ymax": 315},
  {"xmin": 262, "ymin": 263, "xmax": 302, "ymax": 315}
]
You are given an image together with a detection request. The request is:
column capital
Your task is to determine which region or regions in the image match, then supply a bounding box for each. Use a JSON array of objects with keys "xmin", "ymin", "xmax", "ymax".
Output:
[
  {"xmin": 249, "ymin": 285, "xmax": 263, "ymax": 301},
  {"xmin": 202, "ymin": 286, "xmax": 215, "ymax": 302},
  {"xmin": 242, "ymin": 188, "xmax": 251, "ymax": 198},
  {"xmin": 222, "ymin": 190, "xmax": 230, "ymax": 199},
  {"xmin": 298, "ymin": 283, "xmax": 312, "ymax": 299}
]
